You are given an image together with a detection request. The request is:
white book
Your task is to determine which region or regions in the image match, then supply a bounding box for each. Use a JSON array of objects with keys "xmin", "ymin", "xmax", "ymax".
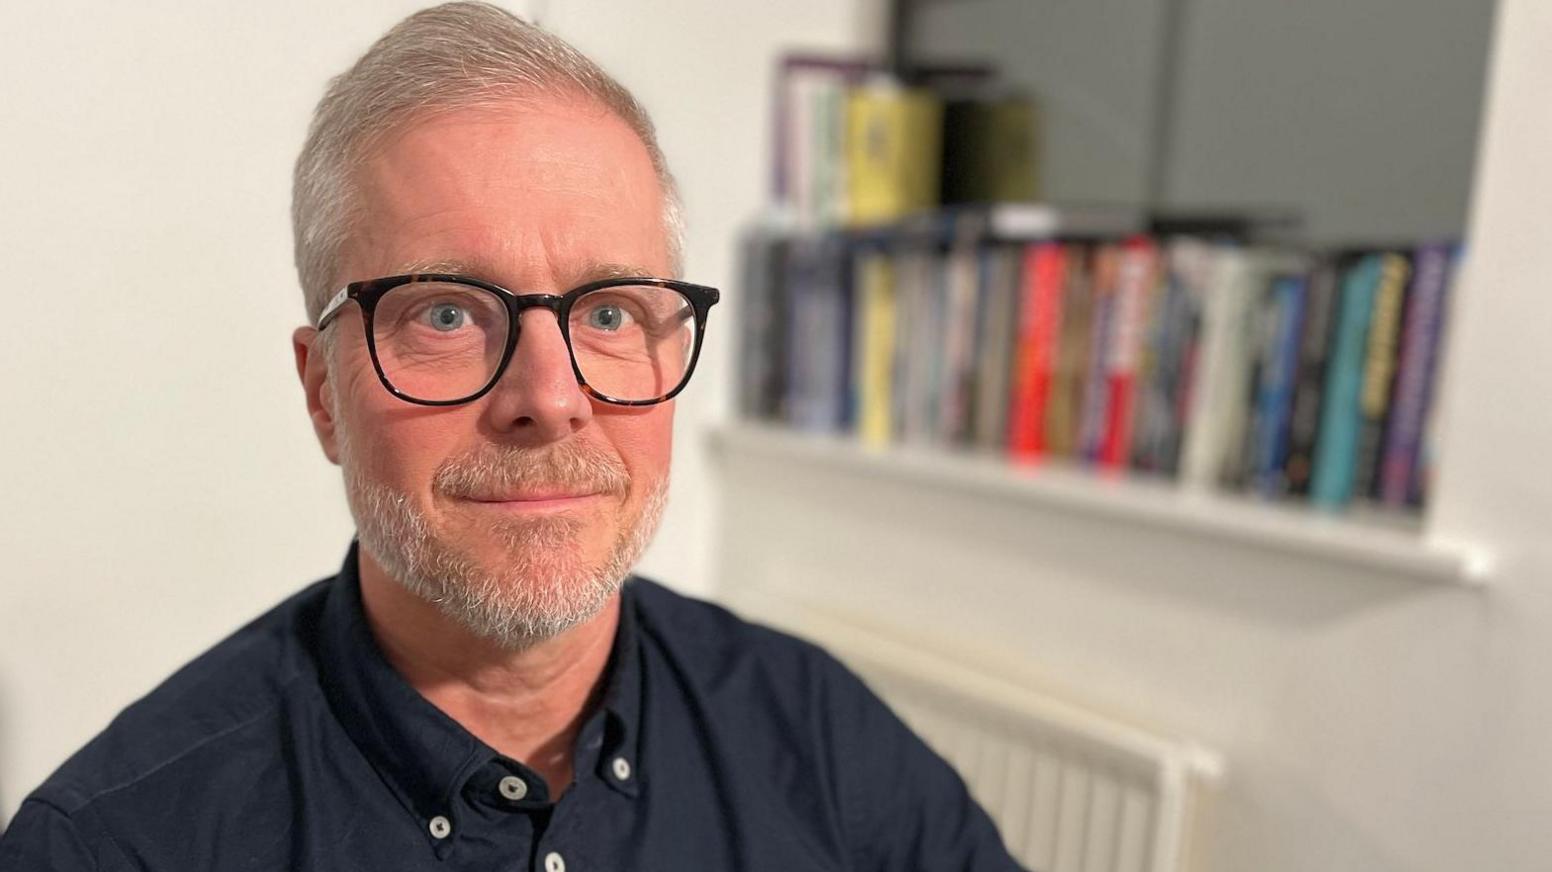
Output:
[
  {"xmin": 1177, "ymin": 244, "xmax": 1276, "ymax": 490},
  {"xmin": 938, "ymin": 224, "xmax": 982, "ymax": 443}
]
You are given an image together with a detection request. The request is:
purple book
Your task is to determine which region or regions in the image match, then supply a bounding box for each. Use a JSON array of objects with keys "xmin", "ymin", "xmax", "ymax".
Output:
[{"xmin": 1379, "ymin": 242, "xmax": 1457, "ymax": 507}]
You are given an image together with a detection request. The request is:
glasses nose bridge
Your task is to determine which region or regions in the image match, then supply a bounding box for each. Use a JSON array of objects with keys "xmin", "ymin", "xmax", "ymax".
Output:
[
  {"xmin": 502, "ymin": 292, "xmax": 574, "ymax": 374},
  {"xmin": 506, "ymin": 291, "xmax": 566, "ymax": 324},
  {"xmin": 505, "ymin": 291, "xmax": 571, "ymax": 350}
]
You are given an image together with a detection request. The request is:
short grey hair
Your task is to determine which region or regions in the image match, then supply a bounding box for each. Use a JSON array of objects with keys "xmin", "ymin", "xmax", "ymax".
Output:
[{"xmin": 292, "ymin": 1, "xmax": 684, "ymax": 325}]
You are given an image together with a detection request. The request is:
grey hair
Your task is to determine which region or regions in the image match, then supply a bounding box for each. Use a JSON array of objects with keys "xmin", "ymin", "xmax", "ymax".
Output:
[{"xmin": 292, "ymin": 1, "xmax": 684, "ymax": 325}]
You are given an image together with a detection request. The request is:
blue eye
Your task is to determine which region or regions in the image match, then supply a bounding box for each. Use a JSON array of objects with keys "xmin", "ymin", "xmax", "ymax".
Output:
[
  {"xmin": 425, "ymin": 303, "xmax": 468, "ymax": 332},
  {"xmin": 585, "ymin": 304, "xmax": 633, "ymax": 331}
]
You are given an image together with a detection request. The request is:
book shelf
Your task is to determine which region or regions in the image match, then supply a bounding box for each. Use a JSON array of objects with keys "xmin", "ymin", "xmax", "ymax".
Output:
[
  {"xmin": 710, "ymin": 422, "xmax": 1491, "ymax": 586},
  {"xmin": 728, "ymin": 53, "xmax": 1493, "ymax": 595}
]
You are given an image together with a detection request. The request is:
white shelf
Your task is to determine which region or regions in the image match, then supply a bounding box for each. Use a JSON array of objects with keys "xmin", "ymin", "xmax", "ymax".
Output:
[{"xmin": 709, "ymin": 422, "xmax": 1493, "ymax": 587}]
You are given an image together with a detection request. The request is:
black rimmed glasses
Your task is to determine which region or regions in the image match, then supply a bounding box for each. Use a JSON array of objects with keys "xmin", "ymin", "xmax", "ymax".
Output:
[{"xmin": 316, "ymin": 273, "xmax": 720, "ymax": 407}]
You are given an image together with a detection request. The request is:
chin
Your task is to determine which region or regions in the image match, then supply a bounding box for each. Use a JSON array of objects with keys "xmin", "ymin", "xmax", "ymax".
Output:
[{"xmin": 346, "ymin": 458, "xmax": 668, "ymax": 648}]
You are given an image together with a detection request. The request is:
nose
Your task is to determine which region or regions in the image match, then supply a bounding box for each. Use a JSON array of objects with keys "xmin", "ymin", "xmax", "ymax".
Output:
[{"xmin": 483, "ymin": 308, "xmax": 593, "ymax": 441}]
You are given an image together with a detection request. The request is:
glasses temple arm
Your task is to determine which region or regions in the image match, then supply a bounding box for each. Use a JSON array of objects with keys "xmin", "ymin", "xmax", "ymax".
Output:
[{"xmin": 315, "ymin": 286, "xmax": 351, "ymax": 329}]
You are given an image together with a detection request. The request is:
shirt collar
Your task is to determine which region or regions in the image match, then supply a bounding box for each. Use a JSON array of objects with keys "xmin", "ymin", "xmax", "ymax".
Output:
[{"xmin": 316, "ymin": 541, "xmax": 645, "ymax": 832}]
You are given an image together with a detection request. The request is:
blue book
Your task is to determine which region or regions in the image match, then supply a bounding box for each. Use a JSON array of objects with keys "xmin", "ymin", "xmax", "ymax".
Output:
[
  {"xmin": 1310, "ymin": 255, "xmax": 1384, "ymax": 508},
  {"xmin": 784, "ymin": 234, "xmax": 851, "ymax": 433},
  {"xmin": 1284, "ymin": 255, "xmax": 1343, "ymax": 497},
  {"xmin": 1249, "ymin": 272, "xmax": 1308, "ymax": 497}
]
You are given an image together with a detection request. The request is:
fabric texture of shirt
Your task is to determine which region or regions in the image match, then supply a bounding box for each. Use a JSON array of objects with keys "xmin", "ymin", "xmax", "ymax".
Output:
[{"xmin": 0, "ymin": 543, "xmax": 1026, "ymax": 871}]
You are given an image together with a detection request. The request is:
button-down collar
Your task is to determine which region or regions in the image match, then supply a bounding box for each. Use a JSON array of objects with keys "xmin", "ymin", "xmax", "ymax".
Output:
[{"xmin": 315, "ymin": 542, "xmax": 644, "ymax": 846}]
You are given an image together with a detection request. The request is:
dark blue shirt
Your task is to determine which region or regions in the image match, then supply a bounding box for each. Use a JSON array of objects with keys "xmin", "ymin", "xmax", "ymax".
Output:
[{"xmin": 0, "ymin": 544, "xmax": 1024, "ymax": 871}]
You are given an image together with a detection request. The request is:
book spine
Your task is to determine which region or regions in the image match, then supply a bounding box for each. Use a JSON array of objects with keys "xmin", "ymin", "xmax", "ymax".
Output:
[
  {"xmin": 1153, "ymin": 243, "xmax": 1209, "ymax": 477},
  {"xmin": 1045, "ymin": 245, "xmax": 1092, "ymax": 456},
  {"xmin": 853, "ymin": 245, "xmax": 897, "ymax": 448},
  {"xmin": 919, "ymin": 250, "xmax": 949, "ymax": 444},
  {"xmin": 1283, "ymin": 256, "xmax": 1341, "ymax": 497},
  {"xmin": 1223, "ymin": 273, "xmax": 1277, "ymax": 490},
  {"xmin": 833, "ymin": 237, "xmax": 857, "ymax": 432},
  {"xmin": 813, "ymin": 80, "xmax": 848, "ymax": 228},
  {"xmin": 845, "ymin": 82, "xmax": 944, "ymax": 226},
  {"xmin": 1078, "ymin": 245, "xmax": 1122, "ymax": 463},
  {"xmin": 1178, "ymin": 244, "xmax": 1244, "ymax": 489},
  {"xmin": 1310, "ymin": 254, "xmax": 1385, "ymax": 508},
  {"xmin": 1179, "ymin": 248, "xmax": 1266, "ymax": 490},
  {"xmin": 775, "ymin": 56, "xmax": 871, "ymax": 208},
  {"xmin": 938, "ymin": 227, "xmax": 982, "ymax": 444},
  {"xmin": 1100, "ymin": 238, "xmax": 1159, "ymax": 469},
  {"xmin": 940, "ymin": 96, "xmax": 1039, "ymax": 205},
  {"xmin": 1248, "ymin": 272, "xmax": 1309, "ymax": 497},
  {"xmin": 972, "ymin": 246, "xmax": 1021, "ymax": 450},
  {"xmin": 1380, "ymin": 243, "xmax": 1454, "ymax": 506},
  {"xmin": 1006, "ymin": 241, "xmax": 1067, "ymax": 462},
  {"xmin": 898, "ymin": 246, "xmax": 933, "ymax": 442},
  {"xmin": 1408, "ymin": 246, "xmax": 1461, "ymax": 508},
  {"xmin": 782, "ymin": 238, "xmax": 816, "ymax": 429},
  {"xmin": 1169, "ymin": 309, "xmax": 1202, "ymax": 478},
  {"xmin": 1352, "ymin": 252, "xmax": 1412, "ymax": 499},
  {"xmin": 889, "ymin": 246, "xmax": 920, "ymax": 442},
  {"xmin": 735, "ymin": 230, "xmax": 788, "ymax": 420},
  {"xmin": 1127, "ymin": 254, "xmax": 1173, "ymax": 473}
]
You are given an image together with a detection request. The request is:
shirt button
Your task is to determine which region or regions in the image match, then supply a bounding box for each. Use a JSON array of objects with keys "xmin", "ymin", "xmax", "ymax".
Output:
[
  {"xmin": 611, "ymin": 756, "xmax": 632, "ymax": 782},
  {"xmin": 544, "ymin": 850, "xmax": 566, "ymax": 872},
  {"xmin": 498, "ymin": 775, "xmax": 528, "ymax": 801},
  {"xmin": 428, "ymin": 815, "xmax": 452, "ymax": 840}
]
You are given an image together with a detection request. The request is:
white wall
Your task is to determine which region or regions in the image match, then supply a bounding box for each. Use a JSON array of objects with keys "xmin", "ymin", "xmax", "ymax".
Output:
[
  {"xmin": 715, "ymin": 1, "xmax": 1552, "ymax": 869},
  {"xmin": 0, "ymin": 0, "xmax": 879, "ymax": 818}
]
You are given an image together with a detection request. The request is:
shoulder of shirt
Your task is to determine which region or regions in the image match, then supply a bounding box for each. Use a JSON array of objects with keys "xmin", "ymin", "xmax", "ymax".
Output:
[
  {"xmin": 24, "ymin": 575, "xmax": 337, "ymax": 817},
  {"xmin": 625, "ymin": 575, "xmax": 866, "ymax": 697}
]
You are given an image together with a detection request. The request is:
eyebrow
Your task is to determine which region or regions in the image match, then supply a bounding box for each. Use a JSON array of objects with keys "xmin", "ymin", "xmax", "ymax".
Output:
[
  {"xmin": 395, "ymin": 257, "xmax": 480, "ymax": 277},
  {"xmin": 390, "ymin": 258, "xmax": 660, "ymax": 287},
  {"xmin": 577, "ymin": 261, "xmax": 660, "ymax": 283}
]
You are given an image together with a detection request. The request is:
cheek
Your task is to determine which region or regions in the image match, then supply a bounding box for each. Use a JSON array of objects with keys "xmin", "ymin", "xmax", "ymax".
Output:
[
  {"xmin": 601, "ymin": 404, "xmax": 675, "ymax": 486},
  {"xmin": 374, "ymin": 421, "xmax": 466, "ymax": 493},
  {"xmin": 340, "ymin": 371, "xmax": 471, "ymax": 493}
]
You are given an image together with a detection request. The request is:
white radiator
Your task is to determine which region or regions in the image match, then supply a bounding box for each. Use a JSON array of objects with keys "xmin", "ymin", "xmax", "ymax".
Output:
[{"xmin": 734, "ymin": 594, "xmax": 1225, "ymax": 872}]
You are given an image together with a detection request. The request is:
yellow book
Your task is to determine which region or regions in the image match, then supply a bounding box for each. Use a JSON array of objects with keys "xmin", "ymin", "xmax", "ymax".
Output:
[
  {"xmin": 854, "ymin": 250, "xmax": 897, "ymax": 447},
  {"xmin": 845, "ymin": 81, "xmax": 943, "ymax": 226}
]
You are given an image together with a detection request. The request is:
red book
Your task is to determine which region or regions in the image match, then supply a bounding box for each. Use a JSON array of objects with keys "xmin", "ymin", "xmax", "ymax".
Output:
[
  {"xmin": 1099, "ymin": 237, "xmax": 1160, "ymax": 469},
  {"xmin": 1007, "ymin": 242, "xmax": 1067, "ymax": 462}
]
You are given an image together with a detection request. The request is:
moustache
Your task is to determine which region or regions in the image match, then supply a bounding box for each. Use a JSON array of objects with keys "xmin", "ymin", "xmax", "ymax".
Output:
[{"xmin": 433, "ymin": 441, "xmax": 631, "ymax": 500}]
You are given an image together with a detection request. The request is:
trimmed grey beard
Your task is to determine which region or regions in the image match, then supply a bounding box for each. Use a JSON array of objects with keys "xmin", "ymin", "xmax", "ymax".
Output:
[{"xmin": 335, "ymin": 415, "xmax": 667, "ymax": 650}]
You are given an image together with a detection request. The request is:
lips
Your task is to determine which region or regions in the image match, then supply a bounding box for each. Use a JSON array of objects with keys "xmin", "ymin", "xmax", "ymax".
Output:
[{"xmin": 467, "ymin": 491, "xmax": 599, "ymax": 502}]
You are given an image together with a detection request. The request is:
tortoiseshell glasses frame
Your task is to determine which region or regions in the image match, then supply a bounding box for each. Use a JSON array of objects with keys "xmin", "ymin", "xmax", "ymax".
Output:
[{"xmin": 315, "ymin": 273, "xmax": 721, "ymax": 407}]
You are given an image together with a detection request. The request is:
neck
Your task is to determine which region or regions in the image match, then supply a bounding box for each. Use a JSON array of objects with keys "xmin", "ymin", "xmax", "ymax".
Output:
[{"xmin": 356, "ymin": 546, "xmax": 621, "ymax": 796}]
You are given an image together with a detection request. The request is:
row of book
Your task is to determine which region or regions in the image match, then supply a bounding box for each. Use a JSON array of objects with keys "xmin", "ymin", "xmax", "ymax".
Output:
[
  {"xmin": 737, "ymin": 212, "xmax": 1457, "ymax": 512},
  {"xmin": 775, "ymin": 55, "xmax": 1038, "ymax": 229}
]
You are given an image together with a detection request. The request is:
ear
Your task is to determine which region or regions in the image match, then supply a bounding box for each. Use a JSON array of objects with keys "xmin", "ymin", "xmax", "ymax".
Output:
[{"xmin": 292, "ymin": 326, "xmax": 341, "ymax": 465}]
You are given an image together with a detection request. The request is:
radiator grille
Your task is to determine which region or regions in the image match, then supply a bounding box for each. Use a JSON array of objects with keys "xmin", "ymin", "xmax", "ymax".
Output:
[{"xmin": 761, "ymin": 600, "xmax": 1224, "ymax": 872}]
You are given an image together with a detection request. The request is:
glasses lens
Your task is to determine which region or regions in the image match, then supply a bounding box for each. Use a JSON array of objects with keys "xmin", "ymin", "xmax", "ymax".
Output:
[
  {"xmin": 372, "ymin": 281, "xmax": 509, "ymax": 402},
  {"xmin": 569, "ymin": 284, "xmax": 696, "ymax": 402}
]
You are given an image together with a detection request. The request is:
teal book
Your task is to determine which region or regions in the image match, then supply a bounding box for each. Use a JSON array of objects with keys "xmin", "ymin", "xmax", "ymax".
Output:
[{"xmin": 1310, "ymin": 254, "xmax": 1384, "ymax": 508}]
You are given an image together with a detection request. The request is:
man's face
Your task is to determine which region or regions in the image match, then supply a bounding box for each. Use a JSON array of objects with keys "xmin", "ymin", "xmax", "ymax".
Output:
[{"xmin": 309, "ymin": 95, "xmax": 675, "ymax": 647}]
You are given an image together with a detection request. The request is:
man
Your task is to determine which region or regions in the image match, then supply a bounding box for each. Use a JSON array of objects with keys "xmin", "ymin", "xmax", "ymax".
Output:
[{"xmin": 0, "ymin": 4, "xmax": 1023, "ymax": 870}]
